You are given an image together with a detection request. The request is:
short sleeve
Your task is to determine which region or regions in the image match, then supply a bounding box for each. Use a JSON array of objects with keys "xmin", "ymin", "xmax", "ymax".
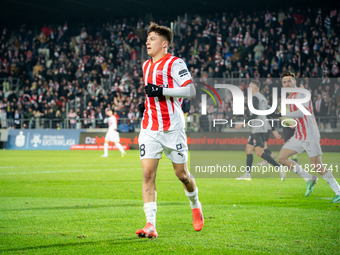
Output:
[{"xmin": 171, "ymin": 59, "xmax": 193, "ymax": 88}]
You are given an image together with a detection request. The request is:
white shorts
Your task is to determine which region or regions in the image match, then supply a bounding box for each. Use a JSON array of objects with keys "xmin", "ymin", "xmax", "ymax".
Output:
[
  {"xmin": 282, "ymin": 136, "xmax": 322, "ymax": 158},
  {"xmin": 105, "ymin": 130, "xmax": 120, "ymax": 143},
  {"xmin": 139, "ymin": 128, "xmax": 188, "ymax": 164}
]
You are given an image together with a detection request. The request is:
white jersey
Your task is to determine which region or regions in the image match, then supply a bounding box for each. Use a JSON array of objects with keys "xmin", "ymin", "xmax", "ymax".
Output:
[
  {"xmin": 142, "ymin": 53, "xmax": 193, "ymax": 131},
  {"xmin": 287, "ymin": 92, "xmax": 320, "ymax": 140},
  {"xmin": 105, "ymin": 116, "xmax": 117, "ymax": 132}
]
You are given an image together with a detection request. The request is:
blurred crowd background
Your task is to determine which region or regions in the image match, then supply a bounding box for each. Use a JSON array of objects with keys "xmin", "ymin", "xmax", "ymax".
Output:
[{"xmin": 0, "ymin": 6, "xmax": 340, "ymax": 131}]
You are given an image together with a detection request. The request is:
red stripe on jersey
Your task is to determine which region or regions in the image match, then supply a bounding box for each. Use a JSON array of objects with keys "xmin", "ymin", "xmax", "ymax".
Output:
[
  {"xmin": 143, "ymin": 96, "xmax": 149, "ymax": 129},
  {"xmin": 157, "ymin": 57, "xmax": 171, "ymax": 131},
  {"xmin": 167, "ymin": 58, "xmax": 177, "ymax": 113},
  {"xmin": 299, "ymin": 117, "xmax": 307, "ymax": 139},
  {"xmin": 309, "ymin": 100, "xmax": 313, "ymax": 115},
  {"xmin": 142, "ymin": 60, "xmax": 151, "ymax": 129},
  {"xmin": 147, "ymin": 63, "xmax": 159, "ymax": 130},
  {"xmin": 291, "ymin": 93, "xmax": 303, "ymax": 140}
]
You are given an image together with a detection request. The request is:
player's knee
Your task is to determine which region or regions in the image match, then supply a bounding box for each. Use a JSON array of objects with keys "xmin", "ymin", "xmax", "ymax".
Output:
[
  {"xmin": 143, "ymin": 169, "xmax": 155, "ymax": 183},
  {"xmin": 176, "ymin": 171, "xmax": 189, "ymax": 184},
  {"xmin": 310, "ymin": 158, "xmax": 321, "ymax": 168},
  {"xmin": 277, "ymin": 154, "xmax": 286, "ymax": 164}
]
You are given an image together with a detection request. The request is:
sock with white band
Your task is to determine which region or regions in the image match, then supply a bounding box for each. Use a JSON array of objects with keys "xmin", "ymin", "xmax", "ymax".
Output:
[
  {"xmin": 104, "ymin": 143, "xmax": 108, "ymax": 155},
  {"xmin": 185, "ymin": 188, "xmax": 199, "ymax": 209},
  {"xmin": 115, "ymin": 143, "xmax": 125, "ymax": 154},
  {"xmin": 144, "ymin": 202, "xmax": 157, "ymax": 227},
  {"xmin": 291, "ymin": 165, "xmax": 313, "ymax": 181},
  {"xmin": 322, "ymin": 171, "xmax": 340, "ymax": 195}
]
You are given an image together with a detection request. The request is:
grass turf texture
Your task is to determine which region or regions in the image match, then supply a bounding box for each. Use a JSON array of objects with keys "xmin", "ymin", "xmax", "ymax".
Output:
[{"xmin": 0, "ymin": 150, "xmax": 339, "ymax": 254}]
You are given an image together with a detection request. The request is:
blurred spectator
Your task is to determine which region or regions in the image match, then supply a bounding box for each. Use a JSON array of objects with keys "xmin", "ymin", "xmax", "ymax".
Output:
[{"xmin": 68, "ymin": 108, "xmax": 77, "ymax": 129}]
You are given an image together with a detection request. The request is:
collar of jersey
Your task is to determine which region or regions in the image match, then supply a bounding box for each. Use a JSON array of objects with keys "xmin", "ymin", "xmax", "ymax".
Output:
[{"xmin": 150, "ymin": 53, "xmax": 171, "ymax": 65}]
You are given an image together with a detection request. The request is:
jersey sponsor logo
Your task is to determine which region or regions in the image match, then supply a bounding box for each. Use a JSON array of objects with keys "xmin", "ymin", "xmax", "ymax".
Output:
[{"xmin": 178, "ymin": 69, "xmax": 188, "ymax": 77}]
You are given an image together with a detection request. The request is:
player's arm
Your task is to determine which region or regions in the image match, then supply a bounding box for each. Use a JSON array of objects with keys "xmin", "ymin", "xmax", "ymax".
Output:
[
  {"xmin": 272, "ymin": 130, "xmax": 281, "ymax": 139},
  {"xmin": 103, "ymin": 118, "xmax": 108, "ymax": 123},
  {"xmin": 270, "ymin": 108, "xmax": 304, "ymax": 118},
  {"xmin": 145, "ymin": 82, "xmax": 196, "ymax": 98}
]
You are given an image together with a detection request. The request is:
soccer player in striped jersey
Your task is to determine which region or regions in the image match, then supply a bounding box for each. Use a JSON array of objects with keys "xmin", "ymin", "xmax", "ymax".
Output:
[
  {"xmin": 101, "ymin": 108, "xmax": 126, "ymax": 157},
  {"xmin": 136, "ymin": 23, "xmax": 203, "ymax": 239},
  {"xmin": 274, "ymin": 71, "xmax": 340, "ymax": 203}
]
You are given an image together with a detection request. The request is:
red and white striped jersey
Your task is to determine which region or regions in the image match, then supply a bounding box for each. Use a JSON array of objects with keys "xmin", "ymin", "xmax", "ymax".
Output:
[
  {"xmin": 142, "ymin": 53, "xmax": 193, "ymax": 131},
  {"xmin": 288, "ymin": 92, "xmax": 320, "ymax": 140},
  {"xmin": 105, "ymin": 115, "xmax": 117, "ymax": 132}
]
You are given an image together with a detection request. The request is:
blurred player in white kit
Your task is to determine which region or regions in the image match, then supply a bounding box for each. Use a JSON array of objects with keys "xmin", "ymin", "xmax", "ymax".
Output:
[{"xmin": 102, "ymin": 108, "xmax": 126, "ymax": 157}]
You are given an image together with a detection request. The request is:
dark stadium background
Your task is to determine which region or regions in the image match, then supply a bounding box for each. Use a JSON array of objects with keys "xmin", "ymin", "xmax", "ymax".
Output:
[{"xmin": 1, "ymin": 0, "xmax": 337, "ymax": 24}]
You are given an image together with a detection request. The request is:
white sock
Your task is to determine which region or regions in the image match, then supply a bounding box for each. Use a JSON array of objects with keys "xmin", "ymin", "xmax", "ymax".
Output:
[
  {"xmin": 116, "ymin": 143, "xmax": 125, "ymax": 154},
  {"xmin": 291, "ymin": 165, "xmax": 313, "ymax": 181},
  {"xmin": 144, "ymin": 202, "xmax": 157, "ymax": 227},
  {"xmin": 104, "ymin": 143, "xmax": 108, "ymax": 155},
  {"xmin": 322, "ymin": 171, "xmax": 340, "ymax": 195},
  {"xmin": 185, "ymin": 188, "xmax": 199, "ymax": 209}
]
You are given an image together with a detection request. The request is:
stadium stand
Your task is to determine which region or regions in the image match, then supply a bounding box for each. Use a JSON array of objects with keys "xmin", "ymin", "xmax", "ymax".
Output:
[{"xmin": 0, "ymin": 7, "xmax": 339, "ymax": 131}]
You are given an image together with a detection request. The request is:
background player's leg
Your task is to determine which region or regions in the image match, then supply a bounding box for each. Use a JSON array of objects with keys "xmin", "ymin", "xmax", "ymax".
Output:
[
  {"xmin": 310, "ymin": 156, "xmax": 340, "ymax": 199},
  {"xmin": 278, "ymin": 148, "xmax": 314, "ymax": 181},
  {"xmin": 255, "ymin": 146, "xmax": 280, "ymax": 167},
  {"xmin": 263, "ymin": 142, "xmax": 273, "ymax": 156},
  {"xmin": 102, "ymin": 141, "xmax": 109, "ymax": 157},
  {"xmin": 255, "ymin": 146, "xmax": 285, "ymax": 180},
  {"xmin": 245, "ymin": 144, "xmax": 254, "ymax": 174},
  {"xmin": 236, "ymin": 144, "xmax": 253, "ymax": 180},
  {"xmin": 114, "ymin": 142, "xmax": 126, "ymax": 156},
  {"xmin": 141, "ymin": 159, "xmax": 158, "ymax": 227}
]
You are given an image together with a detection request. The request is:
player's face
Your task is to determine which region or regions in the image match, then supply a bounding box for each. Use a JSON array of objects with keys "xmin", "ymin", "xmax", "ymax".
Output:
[
  {"xmin": 282, "ymin": 76, "xmax": 296, "ymax": 88},
  {"xmin": 105, "ymin": 110, "xmax": 113, "ymax": 116},
  {"xmin": 146, "ymin": 32, "xmax": 167, "ymax": 57}
]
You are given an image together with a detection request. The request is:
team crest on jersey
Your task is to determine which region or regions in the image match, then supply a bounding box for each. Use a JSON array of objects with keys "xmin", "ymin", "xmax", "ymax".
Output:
[{"xmin": 156, "ymin": 70, "xmax": 163, "ymax": 76}]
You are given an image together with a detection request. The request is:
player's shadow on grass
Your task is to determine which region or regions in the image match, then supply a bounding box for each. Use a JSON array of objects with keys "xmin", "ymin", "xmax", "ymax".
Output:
[{"xmin": 0, "ymin": 237, "xmax": 146, "ymax": 253}]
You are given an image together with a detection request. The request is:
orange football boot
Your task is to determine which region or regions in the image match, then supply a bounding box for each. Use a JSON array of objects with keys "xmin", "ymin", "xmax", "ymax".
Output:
[{"xmin": 136, "ymin": 222, "xmax": 158, "ymax": 238}]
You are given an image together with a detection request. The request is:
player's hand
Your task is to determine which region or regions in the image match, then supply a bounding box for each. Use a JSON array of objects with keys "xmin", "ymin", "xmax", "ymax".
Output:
[
  {"xmin": 145, "ymin": 83, "xmax": 163, "ymax": 97},
  {"xmin": 235, "ymin": 123, "xmax": 243, "ymax": 130},
  {"xmin": 268, "ymin": 111, "xmax": 282, "ymax": 118},
  {"xmin": 272, "ymin": 130, "xmax": 281, "ymax": 139}
]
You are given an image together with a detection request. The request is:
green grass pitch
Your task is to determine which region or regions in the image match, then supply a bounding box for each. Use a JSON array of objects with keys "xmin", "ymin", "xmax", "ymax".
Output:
[{"xmin": 0, "ymin": 150, "xmax": 339, "ymax": 254}]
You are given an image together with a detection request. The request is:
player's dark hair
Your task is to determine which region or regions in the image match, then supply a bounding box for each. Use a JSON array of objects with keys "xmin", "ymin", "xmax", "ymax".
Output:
[
  {"xmin": 250, "ymin": 79, "xmax": 261, "ymax": 90},
  {"xmin": 280, "ymin": 70, "xmax": 295, "ymax": 79},
  {"xmin": 147, "ymin": 23, "xmax": 173, "ymax": 49}
]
